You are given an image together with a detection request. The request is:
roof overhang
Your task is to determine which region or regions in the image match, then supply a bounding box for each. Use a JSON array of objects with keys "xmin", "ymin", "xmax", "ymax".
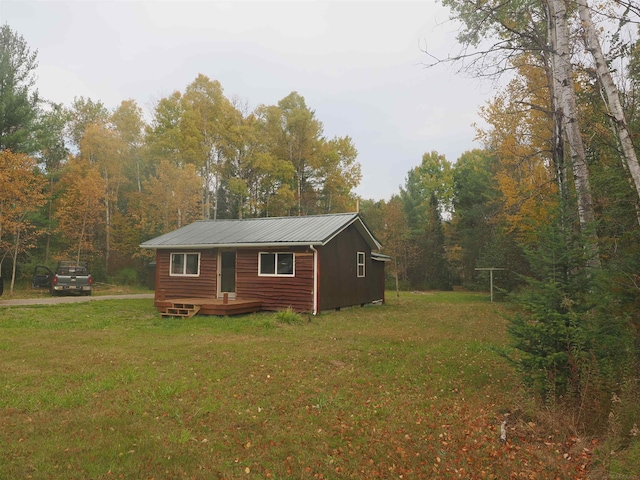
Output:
[
  {"xmin": 143, "ymin": 242, "xmax": 325, "ymax": 250},
  {"xmin": 372, "ymin": 252, "xmax": 392, "ymax": 262}
]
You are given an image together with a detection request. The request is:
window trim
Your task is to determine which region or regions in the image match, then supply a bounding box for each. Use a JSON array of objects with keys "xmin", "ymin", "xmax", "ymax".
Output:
[
  {"xmin": 258, "ymin": 252, "xmax": 295, "ymax": 277},
  {"xmin": 169, "ymin": 252, "xmax": 201, "ymax": 277},
  {"xmin": 357, "ymin": 251, "xmax": 366, "ymax": 278}
]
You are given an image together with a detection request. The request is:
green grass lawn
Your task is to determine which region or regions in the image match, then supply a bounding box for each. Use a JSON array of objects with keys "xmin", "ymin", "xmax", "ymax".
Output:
[{"xmin": 0, "ymin": 291, "xmax": 598, "ymax": 479}]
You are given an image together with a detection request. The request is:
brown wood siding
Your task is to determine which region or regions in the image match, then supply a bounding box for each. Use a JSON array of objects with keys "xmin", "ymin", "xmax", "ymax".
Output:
[
  {"xmin": 235, "ymin": 247, "xmax": 314, "ymax": 313},
  {"xmin": 154, "ymin": 249, "xmax": 217, "ymax": 306},
  {"xmin": 319, "ymin": 224, "xmax": 383, "ymax": 311},
  {"xmin": 152, "ymin": 230, "xmax": 385, "ymax": 315},
  {"xmin": 370, "ymin": 259, "xmax": 386, "ymax": 304}
]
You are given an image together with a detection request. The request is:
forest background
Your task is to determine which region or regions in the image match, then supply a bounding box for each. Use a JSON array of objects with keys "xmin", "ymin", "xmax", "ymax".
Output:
[{"xmin": 2, "ymin": 0, "xmax": 640, "ymax": 459}]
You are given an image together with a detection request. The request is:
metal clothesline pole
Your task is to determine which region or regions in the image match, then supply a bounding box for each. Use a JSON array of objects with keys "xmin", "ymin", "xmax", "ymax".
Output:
[{"xmin": 475, "ymin": 268, "xmax": 506, "ymax": 302}]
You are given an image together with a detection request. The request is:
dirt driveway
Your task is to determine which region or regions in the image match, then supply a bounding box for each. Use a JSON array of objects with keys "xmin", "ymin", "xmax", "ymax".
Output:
[{"xmin": 0, "ymin": 293, "xmax": 154, "ymax": 307}]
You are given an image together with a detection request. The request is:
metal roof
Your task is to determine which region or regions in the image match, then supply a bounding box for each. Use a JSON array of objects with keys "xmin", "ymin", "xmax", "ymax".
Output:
[{"xmin": 140, "ymin": 213, "xmax": 381, "ymax": 250}]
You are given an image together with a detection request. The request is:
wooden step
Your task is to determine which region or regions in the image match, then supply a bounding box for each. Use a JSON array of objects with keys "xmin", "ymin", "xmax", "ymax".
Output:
[{"xmin": 160, "ymin": 304, "xmax": 201, "ymax": 318}]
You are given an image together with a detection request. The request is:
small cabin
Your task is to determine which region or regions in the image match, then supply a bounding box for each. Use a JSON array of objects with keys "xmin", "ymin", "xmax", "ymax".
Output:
[{"xmin": 140, "ymin": 213, "xmax": 389, "ymax": 316}]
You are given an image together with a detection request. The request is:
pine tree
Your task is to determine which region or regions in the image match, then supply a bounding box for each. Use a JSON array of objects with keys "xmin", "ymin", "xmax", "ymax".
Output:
[{"xmin": 0, "ymin": 24, "xmax": 39, "ymax": 153}]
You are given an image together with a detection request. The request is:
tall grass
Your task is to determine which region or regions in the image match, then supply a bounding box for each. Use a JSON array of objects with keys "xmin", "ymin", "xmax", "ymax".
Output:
[{"xmin": 0, "ymin": 292, "xmax": 625, "ymax": 478}]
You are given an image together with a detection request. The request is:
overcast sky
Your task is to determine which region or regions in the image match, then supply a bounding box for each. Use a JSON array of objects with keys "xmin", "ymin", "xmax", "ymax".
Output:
[{"xmin": 1, "ymin": 0, "xmax": 495, "ymax": 201}]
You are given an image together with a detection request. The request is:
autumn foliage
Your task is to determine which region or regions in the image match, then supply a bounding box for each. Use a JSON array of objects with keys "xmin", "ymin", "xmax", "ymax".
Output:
[
  {"xmin": 0, "ymin": 74, "xmax": 364, "ymax": 278},
  {"xmin": 0, "ymin": 150, "xmax": 46, "ymax": 292}
]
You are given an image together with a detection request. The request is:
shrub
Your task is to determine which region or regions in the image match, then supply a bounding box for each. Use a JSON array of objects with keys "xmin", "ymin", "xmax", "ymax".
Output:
[{"xmin": 274, "ymin": 307, "xmax": 304, "ymax": 325}]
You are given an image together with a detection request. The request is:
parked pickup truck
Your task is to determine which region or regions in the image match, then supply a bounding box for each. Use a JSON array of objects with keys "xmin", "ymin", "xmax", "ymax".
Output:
[{"xmin": 32, "ymin": 261, "xmax": 93, "ymax": 296}]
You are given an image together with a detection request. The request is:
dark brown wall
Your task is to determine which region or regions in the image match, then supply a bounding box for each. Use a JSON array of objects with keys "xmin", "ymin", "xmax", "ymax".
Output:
[
  {"xmin": 318, "ymin": 224, "xmax": 384, "ymax": 311},
  {"xmin": 236, "ymin": 247, "xmax": 314, "ymax": 313},
  {"xmin": 370, "ymin": 259, "xmax": 386, "ymax": 304}
]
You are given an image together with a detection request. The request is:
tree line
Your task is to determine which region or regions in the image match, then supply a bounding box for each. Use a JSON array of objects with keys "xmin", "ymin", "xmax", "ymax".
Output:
[{"xmin": 0, "ymin": 24, "xmax": 361, "ymax": 289}]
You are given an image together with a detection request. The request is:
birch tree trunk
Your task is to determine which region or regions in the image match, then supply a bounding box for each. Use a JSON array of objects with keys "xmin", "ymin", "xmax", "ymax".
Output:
[
  {"xmin": 203, "ymin": 153, "xmax": 212, "ymax": 220},
  {"xmin": 46, "ymin": 176, "xmax": 53, "ymax": 262},
  {"xmin": 212, "ymin": 148, "xmax": 220, "ymax": 221},
  {"xmin": 577, "ymin": 0, "xmax": 640, "ymax": 214},
  {"xmin": 545, "ymin": 4, "xmax": 568, "ymax": 201},
  {"xmin": 77, "ymin": 208, "xmax": 88, "ymax": 265},
  {"xmin": 103, "ymin": 167, "xmax": 110, "ymax": 274},
  {"xmin": 548, "ymin": 0, "xmax": 601, "ymax": 267},
  {"xmin": 105, "ymin": 195, "xmax": 110, "ymax": 272}
]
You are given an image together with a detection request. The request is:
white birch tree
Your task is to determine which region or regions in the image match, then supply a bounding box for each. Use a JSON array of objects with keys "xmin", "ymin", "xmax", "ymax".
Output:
[
  {"xmin": 577, "ymin": 0, "xmax": 640, "ymax": 212},
  {"xmin": 439, "ymin": 0, "xmax": 601, "ymax": 265},
  {"xmin": 548, "ymin": 1, "xmax": 593, "ymax": 220}
]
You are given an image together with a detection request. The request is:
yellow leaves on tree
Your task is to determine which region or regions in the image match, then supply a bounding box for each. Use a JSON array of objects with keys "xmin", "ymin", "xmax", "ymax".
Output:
[
  {"xmin": 377, "ymin": 195, "xmax": 410, "ymax": 293},
  {"xmin": 80, "ymin": 121, "xmax": 128, "ymax": 204},
  {"xmin": 0, "ymin": 151, "xmax": 45, "ymax": 242},
  {"xmin": 79, "ymin": 121, "xmax": 129, "ymax": 270},
  {"xmin": 317, "ymin": 136, "xmax": 362, "ymax": 214},
  {"xmin": 54, "ymin": 156, "xmax": 106, "ymax": 262},
  {"xmin": 265, "ymin": 184, "xmax": 296, "ymax": 218},
  {"xmin": 477, "ymin": 57, "xmax": 559, "ymax": 242},
  {"xmin": 140, "ymin": 160, "xmax": 203, "ymax": 235},
  {"xmin": 0, "ymin": 150, "xmax": 46, "ymax": 293}
]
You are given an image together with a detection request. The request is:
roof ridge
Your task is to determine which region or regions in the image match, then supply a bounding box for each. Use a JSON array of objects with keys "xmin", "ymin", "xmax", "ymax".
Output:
[{"xmin": 195, "ymin": 212, "xmax": 358, "ymax": 222}]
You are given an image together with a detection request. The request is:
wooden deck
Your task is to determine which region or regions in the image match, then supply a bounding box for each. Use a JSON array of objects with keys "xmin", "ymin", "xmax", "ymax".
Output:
[{"xmin": 159, "ymin": 297, "xmax": 263, "ymax": 317}]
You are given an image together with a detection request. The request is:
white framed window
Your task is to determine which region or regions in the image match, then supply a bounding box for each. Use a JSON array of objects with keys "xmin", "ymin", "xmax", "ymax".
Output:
[
  {"xmin": 170, "ymin": 252, "xmax": 200, "ymax": 276},
  {"xmin": 357, "ymin": 252, "xmax": 366, "ymax": 277},
  {"xmin": 259, "ymin": 252, "xmax": 295, "ymax": 276}
]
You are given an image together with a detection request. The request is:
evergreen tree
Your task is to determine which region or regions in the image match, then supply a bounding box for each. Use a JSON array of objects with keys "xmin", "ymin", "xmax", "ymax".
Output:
[
  {"xmin": 424, "ymin": 192, "xmax": 451, "ymax": 290},
  {"xmin": 0, "ymin": 24, "xmax": 39, "ymax": 153},
  {"xmin": 505, "ymin": 206, "xmax": 635, "ymax": 411},
  {"xmin": 400, "ymin": 152, "xmax": 453, "ymax": 290},
  {"xmin": 451, "ymin": 149, "xmax": 500, "ymax": 286}
]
